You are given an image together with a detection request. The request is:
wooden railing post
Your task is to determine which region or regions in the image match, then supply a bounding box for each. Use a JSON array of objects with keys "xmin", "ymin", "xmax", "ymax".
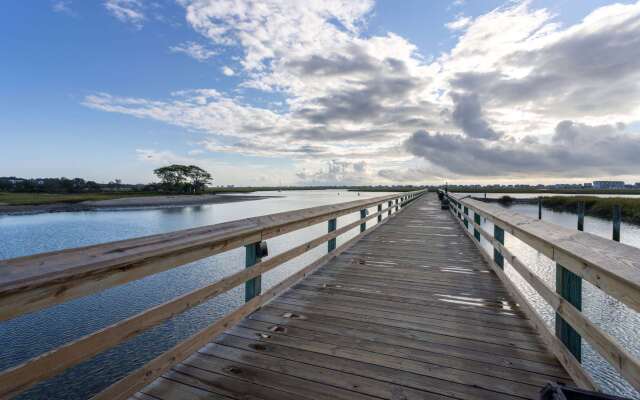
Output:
[
  {"xmin": 245, "ymin": 241, "xmax": 264, "ymax": 302},
  {"xmin": 556, "ymin": 204, "xmax": 584, "ymax": 361},
  {"xmin": 377, "ymin": 204, "xmax": 382, "ymax": 223},
  {"xmin": 556, "ymin": 265, "xmax": 582, "ymax": 362},
  {"xmin": 328, "ymin": 218, "xmax": 337, "ymax": 252},
  {"xmin": 360, "ymin": 209, "xmax": 367, "ymax": 232},
  {"xmin": 538, "ymin": 197, "xmax": 542, "ymax": 220},
  {"xmin": 395, "ymin": 199, "xmax": 398, "ymax": 212},
  {"xmin": 613, "ymin": 205, "xmax": 621, "ymax": 242},
  {"xmin": 494, "ymin": 224, "xmax": 504, "ymax": 268},
  {"xmin": 473, "ymin": 212, "xmax": 481, "ymax": 241},
  {"xmin": 388, "ymin": 201, "xmax": 392, "ymax": 216},
  {"xmin": 464, "ymin": 206, "xmax": 469, "ymax": 229},
  {"xmin": 577, "ymin": 202, "xmax": 585, "ymax": 231}
]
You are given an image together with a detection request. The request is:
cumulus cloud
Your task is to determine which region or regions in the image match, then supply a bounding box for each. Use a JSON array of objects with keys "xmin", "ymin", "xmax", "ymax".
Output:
[
  {"xmin": 105, "ymin": 0, "xmax": 145, "ymax": 28},
  {"xmin": 88, "ymin": 0, "xmax": 640, "ymax": 183},
  {"xmin": 405, "ymin": 121, "xmax": 640, "ymax": 177},
  {"xmin": 170, "ymin": 42, "xmax": 216, "ymax": 61},
  {"xmin": 295, "ymin": 160, "xmax": 371, "ymax": 185}
]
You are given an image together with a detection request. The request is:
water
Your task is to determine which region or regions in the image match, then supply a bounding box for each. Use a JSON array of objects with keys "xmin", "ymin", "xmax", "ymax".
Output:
[
  {"xmin": 0, "ymin": 190, "xmax": 393, "ymax": 399},
  {"xmin": 468, "ymin": 199, "xmax": 640, "ymax": 399}
]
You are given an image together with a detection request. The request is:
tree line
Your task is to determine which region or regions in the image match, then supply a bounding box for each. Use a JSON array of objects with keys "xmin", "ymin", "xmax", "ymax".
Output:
[{"xmin": 1, "ymin": 164, "xmax": 213, "ymax": 194}]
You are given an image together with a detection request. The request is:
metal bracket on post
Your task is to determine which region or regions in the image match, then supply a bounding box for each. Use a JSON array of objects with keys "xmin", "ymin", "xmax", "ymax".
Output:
[
  {"xmin": 328, "ymin": 218, "xmax": 337, "ymax": 252},
  {"xmin": 245, "ymin": 241, "xmax": 268, "ymax": 302}
]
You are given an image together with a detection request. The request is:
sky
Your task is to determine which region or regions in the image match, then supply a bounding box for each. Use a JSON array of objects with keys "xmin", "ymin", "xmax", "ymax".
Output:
[{"xmin": 2, "ymin": 0, "xmax": 640, "ymax": 186}]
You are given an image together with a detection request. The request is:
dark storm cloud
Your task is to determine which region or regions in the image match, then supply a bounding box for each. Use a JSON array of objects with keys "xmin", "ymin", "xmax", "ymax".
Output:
[
  {"xmin": 404, "ymin": 121, "xmax": 640, "ymax": 177},
  {"xmin": 450, "ymin": 92, "xmax": 502, "ymax": 140}
]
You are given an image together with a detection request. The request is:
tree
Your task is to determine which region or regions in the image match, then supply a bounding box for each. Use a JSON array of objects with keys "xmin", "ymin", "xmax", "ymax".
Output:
[
  {"xmin": 185, "ymin": 165, "xmax": 212, "ymax": 193},
  {"xmin": 153, "ymin": 164, "xmax": 212, "ymax": 193}
]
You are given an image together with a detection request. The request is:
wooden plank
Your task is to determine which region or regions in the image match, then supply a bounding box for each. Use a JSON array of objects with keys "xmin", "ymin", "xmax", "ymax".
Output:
[{"xmin": 90, "ymin": 196, "xmax": 408, "ymax": 400}]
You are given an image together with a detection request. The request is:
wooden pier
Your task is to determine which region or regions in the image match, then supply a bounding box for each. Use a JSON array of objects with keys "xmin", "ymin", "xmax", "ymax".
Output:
[
  {"xmin": 1, "ymin": 190, "xmax": 639, "ymax": 399},
  {"xmin": 131, "ymin": 194, "xmax": 572, "ymax": 400}
]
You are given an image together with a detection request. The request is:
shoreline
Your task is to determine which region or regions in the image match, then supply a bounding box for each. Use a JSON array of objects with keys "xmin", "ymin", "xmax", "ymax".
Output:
[{"xmin": 0, "ymin": 194, "xmax": 278, "ymax": 216}]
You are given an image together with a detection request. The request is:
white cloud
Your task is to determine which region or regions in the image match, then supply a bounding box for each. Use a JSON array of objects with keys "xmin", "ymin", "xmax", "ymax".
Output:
[
  {"xmin": 104, "ymin": 0, "xmax": 145, "ymax": 29},
  {"xmin": 87, "ymin": 1, "xmax": 640, "ymax": 183},
  {"xmin": 170, "ymin": 41, "xmax": 216, "ymax": 61},
  {"xmin": 446, "ymin": 16, "xmax": 471, "ymax": 31},
  {"xmin": 221, "ymin": 66, "xmax": 235, "ymax": 76},
  {"xmin": 52, "ymin": 1, "xmax": 76, "ymax": 16}
]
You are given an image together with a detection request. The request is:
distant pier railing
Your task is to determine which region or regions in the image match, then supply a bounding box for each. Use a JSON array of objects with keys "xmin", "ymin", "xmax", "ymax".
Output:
[
  {"xmin": 0, "ymin": 190, "xmax": 425, "ymax": 399},
  {"xmin": 441, "ymin": 190, "xmax": 640, "ymax": 394}
]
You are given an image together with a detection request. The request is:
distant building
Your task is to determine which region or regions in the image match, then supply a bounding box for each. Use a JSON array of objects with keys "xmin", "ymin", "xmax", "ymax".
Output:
[
  {"xmin": 592, "ymin": 181, "xmax": 625, "ymax": 189},
  {"xmin": 583, "ymin": 183, "xmax": 593, "ymax": 188}
]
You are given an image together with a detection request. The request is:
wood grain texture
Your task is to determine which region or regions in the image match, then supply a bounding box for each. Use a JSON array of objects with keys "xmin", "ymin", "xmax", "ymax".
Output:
[{"xmin": 130, "ymin": 193, "xmax": 575, "ymax": 400}]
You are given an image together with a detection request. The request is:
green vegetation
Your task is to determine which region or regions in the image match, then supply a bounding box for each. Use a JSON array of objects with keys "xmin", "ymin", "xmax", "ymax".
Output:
[
  {"xmin": 0, "ymin": 192, "xmax": 159, "ymax": 206},
  {"xmin": 540, "ymin": 196, "xmax": 640, "ymax": 225},
  {"xmin": 154, "ymin": 164, "xmax": 212, "ymax": 193},
  {"xmin": 448, "ymin": 187, "xmax": 640, "ymax": 195}
]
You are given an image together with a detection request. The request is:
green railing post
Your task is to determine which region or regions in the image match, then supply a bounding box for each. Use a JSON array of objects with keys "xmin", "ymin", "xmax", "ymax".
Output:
[
  {"xmin": 473, "ymin": 212, "xmax": 481, "ymax": 242},
  {"xmin": 613, "ymin": 205, "xmax": 621, "ymax": 242},
  {"xmin": 556, "ymin": 265, "xmax": 582, "ymax": 361},
  {"xmin": 577, "ymin": 202, "xmax": 585, "ymax": 231},
  {"xmin": 538, "ymin": 197, "xmax": 542, "ymax": 220},
  {"xmin": 555, "ymin": 205, "xmax": 584, "ymax": 361},
  {"xmin": 377, "ymin": 204, "xmax": 382, "ymax": 223},
  {"xmin": 388, "ymin": 201, "xmax": 392, "ymax": 216},
  {"xmin": 360, "ymin": 209, "xmax": 367, "ymax": 232},
  {"xmin": 245, "ymin": 242, "xmax": 263, "ymax": 302},
  {"xmin": 464, "ymin": 206, "xmax": 469, "ymax": 229},
  {"xmin": 494, "ymin": 225, "xmax": 504, "ymax": 268},
  {"xmin": 328, "ymin": 218, "xmax": 337, "ymax": 252}
]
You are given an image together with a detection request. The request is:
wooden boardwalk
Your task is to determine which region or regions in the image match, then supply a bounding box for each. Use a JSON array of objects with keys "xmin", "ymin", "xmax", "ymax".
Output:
[{"xmin": 132, "ymin": 193, "xmax": 573, "ymax": 400}]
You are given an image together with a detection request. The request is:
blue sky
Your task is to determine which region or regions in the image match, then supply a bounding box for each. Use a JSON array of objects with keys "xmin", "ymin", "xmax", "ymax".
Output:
[{"xmin": 2, "ymin": 1, "xmax": 640, "ymax": 185}]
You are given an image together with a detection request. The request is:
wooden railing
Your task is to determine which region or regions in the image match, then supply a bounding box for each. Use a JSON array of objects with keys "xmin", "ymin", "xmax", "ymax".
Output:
[
  {"xmin": 441, "ymin": 190, "xmax": 640, "ymax": 394},
  {"xmin": 0, "ymin": 190, "xmax": 425, "ymax": 399}
]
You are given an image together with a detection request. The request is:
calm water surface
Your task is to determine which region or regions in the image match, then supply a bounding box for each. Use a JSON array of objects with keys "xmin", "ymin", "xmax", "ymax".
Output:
[{"xmin": 0, "ymin": 190, "xmax": 393, "ymax": 399}]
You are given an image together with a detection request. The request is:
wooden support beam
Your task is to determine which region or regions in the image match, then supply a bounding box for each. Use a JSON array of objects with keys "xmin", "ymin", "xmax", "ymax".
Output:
[{"xmin": 360, "ymin": 209, "xmax": 367, "ymax": 232}]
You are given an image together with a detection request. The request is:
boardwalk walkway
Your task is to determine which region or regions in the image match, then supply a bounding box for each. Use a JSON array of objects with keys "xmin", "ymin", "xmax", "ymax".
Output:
[{"xmin": 133, "ymin": 194, "xmax": 573, "ymax": 400}]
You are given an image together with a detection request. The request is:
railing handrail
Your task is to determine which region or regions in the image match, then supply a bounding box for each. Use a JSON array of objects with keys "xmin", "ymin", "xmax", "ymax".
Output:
[
  {"xmin": 0, "ymin": 189, "xmax": 425, "ymax": 399},
  {"xmin": 440, "ymin": 190, "xmax": 640, "ymax": 394},
  {"xmin": 0, "ymin": 190, "xmax": 424, "ymax": 322},
  {"xmin": 446, "ymin": 192, "xmax": 640, "ymax": 313}
]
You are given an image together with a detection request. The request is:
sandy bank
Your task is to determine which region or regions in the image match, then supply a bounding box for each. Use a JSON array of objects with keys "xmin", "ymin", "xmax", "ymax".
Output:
[{"xmin": 0, "ymin": 194, "xmax": 277, "ymax": 216}]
